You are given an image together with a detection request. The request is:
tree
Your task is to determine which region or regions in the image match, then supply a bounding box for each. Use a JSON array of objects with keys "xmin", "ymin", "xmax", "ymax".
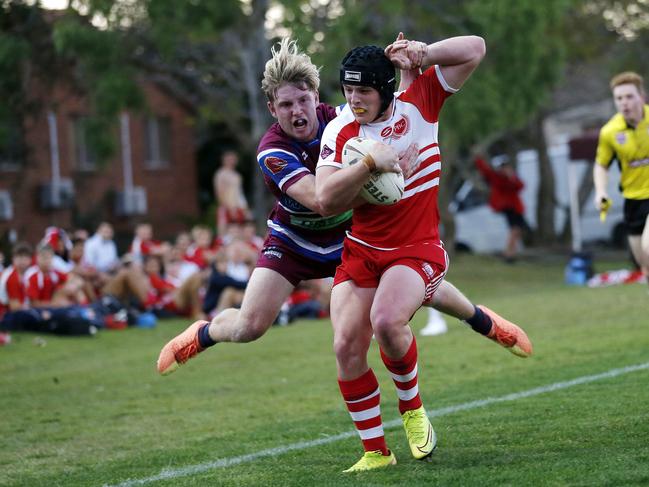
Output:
[
  {"xmin": 9, "ymin": 0, "xmax": 649, "ymax": 247},
  {"xmin": 0, "ymin": 1, "xmax": 65, "ymax": 163},
  {"xmin": 276, "ymin": 0, "xmax": 572, "ymax": 247},
  {"xmin": 53, "ymin": 0, "xmax": 275, "ymax": 226}
]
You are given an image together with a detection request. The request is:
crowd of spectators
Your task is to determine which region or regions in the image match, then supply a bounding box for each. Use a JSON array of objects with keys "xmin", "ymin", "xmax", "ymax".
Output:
[{"xmin": 0, "ymin": 219, "xmax": 329, "ymax": 344}]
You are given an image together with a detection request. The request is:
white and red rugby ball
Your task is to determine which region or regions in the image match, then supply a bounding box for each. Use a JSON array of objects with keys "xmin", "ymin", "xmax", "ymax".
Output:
[{"xmin": 341, "ymin": 136, "xmax": 404, "ymax": 205}]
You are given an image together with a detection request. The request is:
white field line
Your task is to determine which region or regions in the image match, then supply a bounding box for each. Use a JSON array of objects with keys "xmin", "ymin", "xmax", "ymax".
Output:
[{"xmin": 105, "ymin": 361, "xmax": 649, "ymax": 487}]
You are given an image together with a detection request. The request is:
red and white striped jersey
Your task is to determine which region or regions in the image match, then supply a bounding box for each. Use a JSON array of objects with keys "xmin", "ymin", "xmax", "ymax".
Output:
[
  {"xmin": 24, "ymin": 265, "xmax": 67, "ymax": 303},
  {"xmin": 317, "ymin": 65, "xmax": 456, "ymax": 249},
  {"xmin": 0, "ymin": 266, "xmax": 27, "ymax": 318}
]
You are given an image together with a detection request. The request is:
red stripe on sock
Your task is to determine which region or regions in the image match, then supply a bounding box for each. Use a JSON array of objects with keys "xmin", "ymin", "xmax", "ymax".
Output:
[
  {"xmin": 380, "ymin": 335, "xmax": 418, "ymax": 372},
  {"xmin": 380, "ymin": 337, "xmax": 423, "ymax": 414},
  {"xmin": 393, "ymin": 377, "xmax": 418, "ymax": 391},
  {"xmin": 355, "ymin": 416, "xmax": 384, "ymax": 431},
  {"xmin": 338, "ymin": 369, "xmax": 388, "ymax": 455},
  {"xmin": 338, "ymin": 369, "xmax": 377, "ymax": 400},
  {"xmin": 346, "ymin": 393, "xmax": 381, "ymax": 412},
  {"xmin": 400, "ymin": 396, "xmax": 422, "ymax": 412}
]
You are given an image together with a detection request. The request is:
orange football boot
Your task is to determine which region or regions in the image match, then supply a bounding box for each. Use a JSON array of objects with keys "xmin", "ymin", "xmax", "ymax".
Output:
[
  {"xmin": 157, "ymin": 320, "xmax": 209, "ymax": 375},
  {"xmin": 478, "ymin": 305, "xmax": 533, "ymax": 358}
]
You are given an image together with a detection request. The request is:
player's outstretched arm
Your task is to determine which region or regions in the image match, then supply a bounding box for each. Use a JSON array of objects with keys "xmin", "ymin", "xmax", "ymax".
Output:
[
  {"xmin": 428, "ymin": 36, "xmax": 485, "ymax": 89},
  {"xmin": 387, "ymin": 35, "xmax": 485, "ymax": 91}
]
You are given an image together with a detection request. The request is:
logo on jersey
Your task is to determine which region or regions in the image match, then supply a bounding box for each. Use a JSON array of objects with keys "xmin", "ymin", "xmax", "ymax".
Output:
[
  {"xmin": 394, "ymin": 116, "xmax": 409, "ymax": 136},
  {"xmin": 320, "ymin": 144, "xmax": 334, "ymax": 160},
  {"xmin": 264, "ymin": 156, "xmax": 288, "ymax": 174},
  {"xmin": 629, "ymin": 157, "xmax": 649, "ymax": 168},
  {"xmin": 615, "ymin": 132, "xmax": 627, "ymax": 145},
  {"xmin": 381, "ymin": 115, "xmax": 410, "ymax": 141}
]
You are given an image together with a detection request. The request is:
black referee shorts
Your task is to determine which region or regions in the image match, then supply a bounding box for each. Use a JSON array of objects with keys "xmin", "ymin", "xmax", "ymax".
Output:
[{"xmin": 624, "ymin": 198, "xmax": 649, "ymax": 235}]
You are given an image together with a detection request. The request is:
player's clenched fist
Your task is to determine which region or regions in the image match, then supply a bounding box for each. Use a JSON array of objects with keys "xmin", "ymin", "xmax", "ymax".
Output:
[{"xmin": 362, "ymin": 141, "xmax": 401, "ymax": 173}]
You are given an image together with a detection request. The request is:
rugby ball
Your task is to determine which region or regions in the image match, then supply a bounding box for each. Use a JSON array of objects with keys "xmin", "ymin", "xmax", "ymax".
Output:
[{"xmin": 341, "ymin": 137, "xmax": 404, "ymax": 205}]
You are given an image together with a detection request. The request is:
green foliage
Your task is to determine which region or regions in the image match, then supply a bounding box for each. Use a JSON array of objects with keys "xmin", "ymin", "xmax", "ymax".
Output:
[
  {"xmin": 279, "ymin": 0, "xmax": 416, "ymax": 103},
  {"xmin": 145, "ymin": 0, "xmax": 241, "ymax": 54},
  {"xmin": 0, "ymin": 2, "xmax": 147, "ymax": 164},
  {"xmin": 51, "ymin": 14, "xmax": 143, "ymax": 162},
  {"xmin": 0, "ymin": 32, "xmax": 28, "ymax": 74},
  {"xmin": 0, "ymin": 33, "xmax": 29, "ymax": 125},
  {"xmin": 443, "ymin": 0, "xmax": 570, "ymax": 146},
  {"xmin": 278, "ymin": 0, "xmax": 572, "ymax": 149},
  {"xmin": 0, "ymin": 2, "xmax": 38, "ymax": 159}
]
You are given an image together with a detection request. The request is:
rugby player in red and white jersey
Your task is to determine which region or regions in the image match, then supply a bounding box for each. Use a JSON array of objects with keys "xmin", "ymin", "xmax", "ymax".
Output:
[
  {"xmin": 157, "ymin": 37, "xmax": 531, "ymax": 392},
  {"xmin": 315, "ymin": 37, "xmax": 532, "ymax": 471},
  {"xmin": 158, "ymin": 37, "xmax": 459, "ymax": 375}
]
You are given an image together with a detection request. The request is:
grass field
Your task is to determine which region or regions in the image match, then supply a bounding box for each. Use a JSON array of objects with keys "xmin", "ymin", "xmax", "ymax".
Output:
[{"xmin": 1, "ymin": 253, "xmax": 648, "ymax": 487}]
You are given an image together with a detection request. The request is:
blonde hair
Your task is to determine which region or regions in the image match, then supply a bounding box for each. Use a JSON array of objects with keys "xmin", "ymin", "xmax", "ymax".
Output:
[
  {"xmin": 610, "ymin": 71, "xmax": 645, "ymax": 94},
  {"xmin": 261, "ymin": 38, "xmax": 320, "ymax": 102}
]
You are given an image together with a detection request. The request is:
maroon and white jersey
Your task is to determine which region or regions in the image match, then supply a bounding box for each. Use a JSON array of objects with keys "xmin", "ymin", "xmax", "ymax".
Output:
[
  {"xmin": 257, "ymin": 103, "xmax": 350, "ymax": 263},
  {"xmin": 317, "ymin": 65, "xmax": 456, "ymax": 249}
]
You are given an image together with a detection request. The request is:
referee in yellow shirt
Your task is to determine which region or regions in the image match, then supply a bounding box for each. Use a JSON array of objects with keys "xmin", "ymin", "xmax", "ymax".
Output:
[{"xmin": 594, "ymin": 71, "xmax": 649, "ymax": 289}]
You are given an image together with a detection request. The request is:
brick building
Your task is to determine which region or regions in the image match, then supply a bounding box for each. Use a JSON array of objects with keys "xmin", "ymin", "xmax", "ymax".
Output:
[{"xmin": 0, "ymin": 78, "xmax": 199, "ymax": 250}]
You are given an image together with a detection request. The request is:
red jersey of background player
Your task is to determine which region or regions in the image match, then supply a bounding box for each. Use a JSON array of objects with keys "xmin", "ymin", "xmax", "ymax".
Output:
[
  {"xmin": 474, "ymin": 156, "xmax": 525, "ymax": 214},
  {"xmin": 23, "ymin": 265, "xmax": 67, "ymax": 303},
  {"xmin": 0, "ymin": 266, "xmax": 27, "ymax": 320},
  {"xmin": 317, "ymin": 65, "xmax": 456, "ymax": 250}
]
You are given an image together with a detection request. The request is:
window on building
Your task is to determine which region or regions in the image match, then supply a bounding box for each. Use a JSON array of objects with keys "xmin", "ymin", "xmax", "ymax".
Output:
[
  {"xmin": 0, "ymin": 190, "xmax": 13, "ymax": 220},
  {"xmin": 0, "ymin": 115, "xmax": 25, "ymax": 169},
  {"xmin": 144, "ymin": 116, "xmax": 171, "ymax": 169},
  {"xmin": 70, "ymin": 116, "xmax": 97, "ymax": 170}
]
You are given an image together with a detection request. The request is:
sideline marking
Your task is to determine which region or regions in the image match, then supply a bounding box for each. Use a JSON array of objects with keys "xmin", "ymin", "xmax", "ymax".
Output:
[{"xmin": 106, "ymin": 361, "xmax": 649, "ymax": 487}]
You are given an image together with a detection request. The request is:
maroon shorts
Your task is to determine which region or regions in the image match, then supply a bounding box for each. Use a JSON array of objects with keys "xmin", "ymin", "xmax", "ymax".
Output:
[
  {"xmin": 256, "ymin": 234, "xmax": 340, "ymax": 286},
  {"xmin": 333, "ymin": 238, "xmax": 448, "ymax": 304}
]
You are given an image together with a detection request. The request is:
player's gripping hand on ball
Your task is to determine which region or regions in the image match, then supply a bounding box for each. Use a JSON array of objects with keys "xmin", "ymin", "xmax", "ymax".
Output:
[
  {"xmin": 363, "ymin": 141, "xmax": 401, "ymax": 174},
  {"xmin": 398, "ymin": 143, "xmax": 420, "ymax": 179}
]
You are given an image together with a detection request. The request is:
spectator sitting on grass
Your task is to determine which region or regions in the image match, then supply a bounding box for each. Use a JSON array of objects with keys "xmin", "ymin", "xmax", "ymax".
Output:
[
  {"xmin": 129, "ymin": 222, "xmax": 166, "ymax": 266},
  {"xmin": 185, "ymin": 225, "xmax": 219, "ymax": 270},
  {"xmin": 24, "ymin": 243, "xmax": 68, "ymax": 308},
  {"xmin": 0, "ymin": 242, "xmax": 33, "ymax": 320},
  {"xmin": 40, "ymin": 227, "xmax": 74, "ymax": 273},
  {"xmin": 83, "ymin": 222, "xmax": 121, "ymax": 279}
]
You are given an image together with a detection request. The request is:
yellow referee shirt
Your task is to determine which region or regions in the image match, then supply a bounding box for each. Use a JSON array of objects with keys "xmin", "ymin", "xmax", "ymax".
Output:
[{"xmin": 596, "ymin": 104, "xmax": 649, "ymax": 200}]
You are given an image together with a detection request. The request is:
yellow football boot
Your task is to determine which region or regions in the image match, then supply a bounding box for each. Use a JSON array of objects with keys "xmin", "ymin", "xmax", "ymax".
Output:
[
  {"xmin": 402, "ymin": 406, "xmax": 436, "ymax": 459},
  {"xmin": 343, "ymin": 450, "xmax": 397, "ymax": 473}
]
